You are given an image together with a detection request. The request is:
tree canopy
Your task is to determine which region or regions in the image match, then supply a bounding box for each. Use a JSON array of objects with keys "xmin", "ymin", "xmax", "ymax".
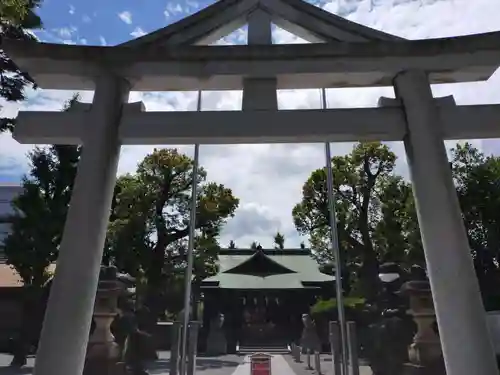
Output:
[
  {"xmin": 0, "ymin": 0, "xmax": 43, "ymax": 132},
  {"xmin": 5, "ymin": 130, "xmax": 500, "ymax": 317},
  {"xmin": 104, "ymin": 148, "xmax": 239, "ymax": 316},
  {"xmin": 273, "ymin": 232, "xmax": 285, "ymax": 249},
  {"xmin": 3, "ymin": 141, "xmax": 238, "ymax": 318},
  {"xmin": 293, "ymin": 141, "xmax": 500, "ymax": 308},
  {"xmin": 2, "ymin": 96, "xmax": 81, "ymax": 286},
  {"xmin": 250, "ymin": 241, "xmax": 262, "ymax": 249},
  {"xmin": 292, "ymin": 142, "xmax": 422, "ymax": 300},
  {"xmin": 451, "ymin": 143, "xmax": 500, "ymax": 310}
]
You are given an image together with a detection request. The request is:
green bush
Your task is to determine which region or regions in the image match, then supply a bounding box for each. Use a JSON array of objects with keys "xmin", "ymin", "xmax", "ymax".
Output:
[{"xmin": 310, "ymin": 297, "xmax": 366, "ymax": 319}]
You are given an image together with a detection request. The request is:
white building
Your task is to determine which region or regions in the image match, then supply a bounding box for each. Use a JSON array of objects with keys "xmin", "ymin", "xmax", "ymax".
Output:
[{"xmin": 0, "ymin": 183, "xmax": 22, "ymax": 257}]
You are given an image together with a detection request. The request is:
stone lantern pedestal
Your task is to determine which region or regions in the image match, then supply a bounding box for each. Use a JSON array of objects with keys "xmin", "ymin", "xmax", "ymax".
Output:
[
  {"xmin": 401, "ymin": 280, "xmax": 445, "ymax": 375},
  {"xmin": 83, "ymin": 266, "xmax": 126, "ymax": 375}
]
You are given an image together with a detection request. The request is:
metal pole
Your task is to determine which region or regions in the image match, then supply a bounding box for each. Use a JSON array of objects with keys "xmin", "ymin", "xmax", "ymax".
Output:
[
  {"xmin": 180, "ymin": 91, "xmax": 202, "ymax": 375},
  {"xmin": 321, "ymin": 88, "xmax": 349, "ymax": 375}
]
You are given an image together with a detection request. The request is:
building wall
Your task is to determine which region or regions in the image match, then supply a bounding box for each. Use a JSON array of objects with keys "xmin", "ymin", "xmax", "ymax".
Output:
[
  {"xmin": 0, "ymin": 184, "xmax": 22, "ymax": 258},
  {"xmin": 0, "ymin": 184, "xmax": 24, "ymax": 350}
]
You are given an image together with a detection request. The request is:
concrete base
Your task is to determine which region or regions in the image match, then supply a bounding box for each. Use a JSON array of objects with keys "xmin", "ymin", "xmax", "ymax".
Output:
[
  {"xmin": 206, "ymin": 331, "xmax": 227, "ymax": 356},
  {"xmin": 83, "ymin": 358, "xmax": 125, "ymax": 375},
  {"xmin": 403, "ymin": 361, "xmax": 446, "ymax": 375},
  {"xmin": 83, "ymin": 341, "xmax": 123, "ymax": 375},
  {"xmin": 140, "ymin": 335, "xmax": 159, "ymax": 361}
]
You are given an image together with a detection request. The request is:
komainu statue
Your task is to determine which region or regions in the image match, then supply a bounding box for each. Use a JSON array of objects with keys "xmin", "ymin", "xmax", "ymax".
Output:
[{"xmin": 300, "ymin": 314, "xmax": 320, "ymax": 354}]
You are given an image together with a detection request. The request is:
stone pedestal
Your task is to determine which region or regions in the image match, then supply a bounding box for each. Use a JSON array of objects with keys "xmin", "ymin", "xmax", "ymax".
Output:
[
  {"xmin": 401, "ymin": 280, "xmax": 445, "ymax": 375},
  {"xmin": 187, "ymin": 321, "xmax": 201, "ymax": 375},
  {"xmin": 170, "ymin": 322, "xmax": 182, "ymax": 375},
  {"xmin": 329, "ymin": 321, "xmax": 341, "ymax": 375},
  {"xmin": 300, "ymin": 314, "xmax": 320, "ymax": 354},
  {"xmin": 83, "ymin": 267, "xmax": 126, "ymax": 375}
]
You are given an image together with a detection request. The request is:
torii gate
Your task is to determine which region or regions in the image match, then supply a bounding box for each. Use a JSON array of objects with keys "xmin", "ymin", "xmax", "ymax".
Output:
[{"xmin": 4, "ymin": 0, "xmax": 500, "ymax": 374}]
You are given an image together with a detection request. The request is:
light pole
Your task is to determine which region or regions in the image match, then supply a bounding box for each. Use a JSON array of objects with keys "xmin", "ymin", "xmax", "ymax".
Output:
[
  {"xmin": 321, "ymin": 88, "xmax": 349, "ymax": 375},
  {"xmin": 179, "ymin": 91, "xmax": 202, "ymax": 375}
]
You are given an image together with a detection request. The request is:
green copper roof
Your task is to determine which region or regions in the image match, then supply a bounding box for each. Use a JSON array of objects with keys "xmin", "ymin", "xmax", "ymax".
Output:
[{"xmin": 201, "ymin": 249, "xmax": 333, "ymax": 290}]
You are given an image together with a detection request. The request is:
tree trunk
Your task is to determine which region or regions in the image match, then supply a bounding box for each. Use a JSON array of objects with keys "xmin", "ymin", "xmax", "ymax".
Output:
[
  {"xmin": 359, "ymin": 214, "xmax": 381, "ymax": 302},
  {"xmin": 145, "ymin": 244, "xmax": 167, "ymax": 325}
]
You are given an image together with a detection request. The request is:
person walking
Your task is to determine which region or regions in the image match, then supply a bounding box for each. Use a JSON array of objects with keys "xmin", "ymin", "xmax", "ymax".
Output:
[{"xmin": 115, "ymin": 297, "xmax": 151, "ymax": 375}]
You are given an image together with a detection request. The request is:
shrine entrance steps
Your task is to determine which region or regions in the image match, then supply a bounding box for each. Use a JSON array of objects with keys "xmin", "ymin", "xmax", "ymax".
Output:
[{"xmin": 237, "ymin": 343, "xmax": 290, "ymax": 354}]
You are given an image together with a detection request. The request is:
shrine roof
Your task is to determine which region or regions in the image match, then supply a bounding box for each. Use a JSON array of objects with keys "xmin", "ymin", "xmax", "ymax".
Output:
[{"xmin": 201, "ymin": 248, "xmax": 333, "ymax": 289}]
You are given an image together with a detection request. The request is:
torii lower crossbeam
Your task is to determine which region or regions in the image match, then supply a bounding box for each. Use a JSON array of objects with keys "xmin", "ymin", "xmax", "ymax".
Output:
[{"xmin": 13, "ymin": 104, "xmax": 500, "ymax": 145}]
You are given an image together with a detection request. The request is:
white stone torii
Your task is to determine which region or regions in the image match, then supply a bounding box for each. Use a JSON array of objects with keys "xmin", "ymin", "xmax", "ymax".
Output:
[{"xmin": 4, "ymin": 0, "xmax": 500, "ymax": 374}]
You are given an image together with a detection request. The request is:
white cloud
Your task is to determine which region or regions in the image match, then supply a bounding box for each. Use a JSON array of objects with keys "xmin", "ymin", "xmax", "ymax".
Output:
[
  {"xmin": 68, "ymin": 5, "xmax": 75, "ymax": 15},
  {"xmin": 2, "ymin": 0, "xmax": 500, "ymax": 248},
  {"xmin": 82, "ymin": 15, "xmax": 92, "ymax": 23},
  {"xmin": 164, "ymin": 2, "xmax": 185, "ymax": 18},
  {"xmin": 212, "ymin": 27, "xmax": 247, "ymax": 45},
  {"xmin": 185, "ymin": 0, "xmax": 199, "ymax": 10},
  {"xmin": 54, "ymin": 27, "xmax": 75, "ymax": 39},
  {"xmin": 99, "ymin": 36, "xmax": 107, "ymax": 46},
  {"xmin": 272, "ymin": 25, "xmax": 307, "ymax": 44},
  {"xmin": 118, "ymin": 11, "xmax": 133, "ymax": 25},
  {"xmin": 130, "ymin": 27, "xmax": 147, "ymax": 38}
]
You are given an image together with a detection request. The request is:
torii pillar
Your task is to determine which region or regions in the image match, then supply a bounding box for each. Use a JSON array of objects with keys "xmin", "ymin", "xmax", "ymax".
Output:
[
  {"xmin": 392, "ymin": 70, "xmax": 499, "ymax": 375},
  {"xmin": 33, "ymin": 74, "xmax": 130, "ymax": 375}
]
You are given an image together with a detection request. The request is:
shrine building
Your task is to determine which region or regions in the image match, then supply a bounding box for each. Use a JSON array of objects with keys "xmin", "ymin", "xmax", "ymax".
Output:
[{"xmin": 200, "ymin": 248, "xmax": 333, "ymax": 351}]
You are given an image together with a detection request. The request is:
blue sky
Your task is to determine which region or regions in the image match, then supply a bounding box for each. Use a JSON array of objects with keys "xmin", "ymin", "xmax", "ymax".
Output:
[
  {"xmin": 35, "ymin": 0, "xmax": 211, "ymax": 45},
  {"xmin": 1, "ymin": 0, "xmax": 500, "ymax": 247}
]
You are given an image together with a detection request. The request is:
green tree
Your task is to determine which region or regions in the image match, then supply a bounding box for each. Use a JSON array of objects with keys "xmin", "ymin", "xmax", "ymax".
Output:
[
  {"xmin": 2, "ymin": 95, "xmax": 81, "ymax": 285},
  {"xmin": 273, "ymin": 231, "xmax": 285, "ymax": 249},
  {"xmin": 105, "ymin": 148, "xmax": 239, "ymax": 318},
  {"xmin": 451, "ymin": 143, "xmax": 500, "ymax": 310},
  {"xmin": 292, "ymin": 142, "xmax": 422, "ymax": 301},
  {"xmin": 1, "ymin": 0, "xmax": 43, "ymax": 132},
  {"xmin": 228, "ymin": 240, "xmax": 237, "ymax": 249},
  {"xmin": 373, "ymin": 175, "xmax": 423, "ymax": 266},
  {"xmin": 250, "ymin": 241, "xmax": 261, "ymax": 249},
  {"xmin": 1, "ymin": 95, "xmax": 80, "ymax": 365}
]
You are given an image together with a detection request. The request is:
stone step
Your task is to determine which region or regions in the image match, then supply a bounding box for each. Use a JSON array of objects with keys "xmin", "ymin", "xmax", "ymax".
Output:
[{"xmin": 237, "ymin": 344, "xmax": 290, "ymax": 354}]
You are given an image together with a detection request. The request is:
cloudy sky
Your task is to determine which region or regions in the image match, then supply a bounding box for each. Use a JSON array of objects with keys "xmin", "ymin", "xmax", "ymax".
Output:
[{"xmin": 0, "ymin": 0, "xmax": 500, "ymax": 249}]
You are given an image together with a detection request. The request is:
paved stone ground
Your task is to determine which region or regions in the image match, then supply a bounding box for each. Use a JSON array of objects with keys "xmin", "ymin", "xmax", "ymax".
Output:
[
  {"xmin": 0, "ymin": 354, "xmax": 35, "ymax": 374},
  {"xmin": 149, "ymin": 352, "xmax": 245, "ymax": 375},
  {"xmin": 0, "ymin": 352, "xmax": 373, "ymax": 375},
  {"xmin": 283, "ymin": 353, "xmax": 373, "ymax": 375},
  {"xmin": 0, "ymin": 352, "xmax": 245, "ymax": 375}
]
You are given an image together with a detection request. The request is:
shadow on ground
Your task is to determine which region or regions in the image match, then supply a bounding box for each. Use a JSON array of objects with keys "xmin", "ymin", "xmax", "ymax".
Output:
[
  {"xmin": 0, "ymin": 353, "xmax": 243, "ymax": 375},
  {"xmin": 0, "ymin": 367, "xmax": 33, "ymax": 375},
  {"xmin": 147, "ymin": 358, "xmax": 241, "ymax": 374}
]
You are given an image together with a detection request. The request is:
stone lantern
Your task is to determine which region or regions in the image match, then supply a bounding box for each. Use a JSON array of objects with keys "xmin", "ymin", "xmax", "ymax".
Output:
[
  {"xmin": 83, "ymin": 266, "xmax": 134, "ymax": 375},
  {"xmin": 401, "ymin": 278, "xmax": 445, "ymax": 375}
]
